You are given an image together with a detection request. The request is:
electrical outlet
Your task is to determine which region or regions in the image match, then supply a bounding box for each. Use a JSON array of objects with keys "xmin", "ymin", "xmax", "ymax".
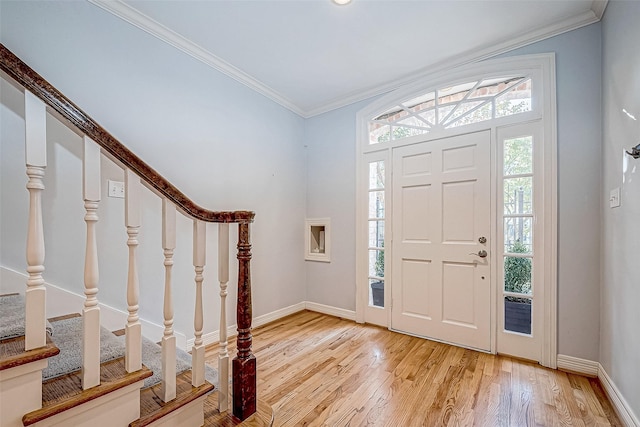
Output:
[
  {"xmin": 609, "ymin": 187, "xmax": 620, "ymax": 208},
  {"xmin": 108, "ymin": 180, "xmax": 125, "ymax": 198}
]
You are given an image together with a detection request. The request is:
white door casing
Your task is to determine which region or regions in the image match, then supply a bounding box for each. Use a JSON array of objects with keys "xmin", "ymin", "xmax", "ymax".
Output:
[{"xmin": 391, "ymin": 131, "xmax": 491, "ymax": 351}]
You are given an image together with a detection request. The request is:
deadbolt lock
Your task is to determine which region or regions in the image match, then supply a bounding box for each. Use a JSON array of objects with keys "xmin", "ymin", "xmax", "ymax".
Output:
[{"xmin": 478, "ymin": 236, "xmax": 487, "ymax": 244}]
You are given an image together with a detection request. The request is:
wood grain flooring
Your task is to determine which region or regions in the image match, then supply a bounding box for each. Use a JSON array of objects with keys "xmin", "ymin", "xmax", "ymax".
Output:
[{"xmin": 203, "ymin": 310, "xmax": 622, "ymax": 427}]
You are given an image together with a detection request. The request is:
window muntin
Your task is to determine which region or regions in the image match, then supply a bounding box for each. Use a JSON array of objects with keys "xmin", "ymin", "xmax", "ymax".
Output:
[
  {"xmin": 368, "ymin": 76, "xmax": 532, "ymax": 144},
  {"xmin": 504, "ymin": 177, "xmax": 533, "ymax": 215},
  {"xmin": 368, "ymin": 161, "xmax": 385, "ymax": 307}
]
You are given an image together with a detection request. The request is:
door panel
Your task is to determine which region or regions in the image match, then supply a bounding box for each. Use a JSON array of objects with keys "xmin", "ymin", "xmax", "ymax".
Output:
[
  {"xmin": 442, "ymin": 262, "xmax": 477, "ymax": 326},
  {"xmin": 391, "ymin": 130, "xmax": 491, "ymax": 351},
  {"xmin": 442, "ymin": 181, "xmax": 476, "ymax": 242},
  {"xmin": 401, "ymin": 259, "xmax": 432, "ymax": 319},
  {"xmin": 402, "ymin": 185, "xmax": 432, "ymax": 241},
  {"xmin": 402, "ymin": 152, "xmax": 432, "ymax": 175}
]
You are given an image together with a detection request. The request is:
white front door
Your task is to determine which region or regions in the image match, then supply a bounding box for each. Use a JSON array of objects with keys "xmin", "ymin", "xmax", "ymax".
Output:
[{"xmin": 391, "ymin": 130, "xmax": 492, "ymax": 351}]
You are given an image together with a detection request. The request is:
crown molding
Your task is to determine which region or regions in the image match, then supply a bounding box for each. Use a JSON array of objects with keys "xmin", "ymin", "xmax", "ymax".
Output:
[
  {"xmin": 591, "ymin": 0, "xmax": 609, "ymax": 19},
  {"xmin": 88, "ymin": 0, "xmax": 305, "ymax": 117},
  {"xmin": 90, "ymin": 0, "xmax": 605, "ymax": 119}
]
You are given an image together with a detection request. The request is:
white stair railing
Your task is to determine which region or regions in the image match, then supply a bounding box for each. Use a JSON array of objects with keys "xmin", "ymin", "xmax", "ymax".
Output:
[
  {"xmin": 3, "ymin": 44, "xmax": 260, "ymax": 422},
  {"xmin": 125, "ymin": 169, "xmax": 142, "ymax": 373},
  {"xmin": 82, "ymin": 136, "xmax": 101, "ymax": 389},
  {"xmin": 161, "ymin": 199, "xmax": 177, "ymax": 402},
  {"xmin": 24, "ymin": 90, "xmax": 47, "ymax": 351},
  {"xmin": 191, "ymin": 220, "xmax": 206, "ymax": 387},
  {"xmin": 218, "ymin": 223, "xmax": 230, "ymax": 412}
]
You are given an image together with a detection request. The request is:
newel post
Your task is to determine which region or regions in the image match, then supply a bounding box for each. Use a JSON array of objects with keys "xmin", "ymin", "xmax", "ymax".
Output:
[{"xmin": 232, "ymin": 222, "xmax": 256, "ymax": 420}]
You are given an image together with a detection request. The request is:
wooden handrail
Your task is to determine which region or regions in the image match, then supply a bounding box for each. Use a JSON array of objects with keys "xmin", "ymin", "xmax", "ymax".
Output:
[{"xmin": 0, "ymin": 43, "xmax": 254, "ymax": 224}]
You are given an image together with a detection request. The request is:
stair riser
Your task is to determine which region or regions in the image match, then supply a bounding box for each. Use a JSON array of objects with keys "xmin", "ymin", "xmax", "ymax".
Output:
[
  {"xmin": 26, "ymin": 380, "xmax": 144, "ymax": 427},
  {"xmin": 0, "ymin": 360, "xmax": 46, "ymax": 427},
  {"xmin": 144, "ymin": 396, "xmax": 207, "ymax": 427}
]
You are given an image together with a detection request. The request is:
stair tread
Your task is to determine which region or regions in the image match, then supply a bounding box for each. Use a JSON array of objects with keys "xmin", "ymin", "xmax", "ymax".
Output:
[
  {"xmin": 22, "ymin": 356, "xmax": 153, "ymax": 426},
  {"xmin": 132, "ymin": 370, "xmax": 214, "ymax": 427},
  {"xmin": 47, "ymin": 313, "xmax": 81, "ymax": 322},
  {"xmin": 0, "ymin": 334, "xmax": 59, "ymax": 371}
]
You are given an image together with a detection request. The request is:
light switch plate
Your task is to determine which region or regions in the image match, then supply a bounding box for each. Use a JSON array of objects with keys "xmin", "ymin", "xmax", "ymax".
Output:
[
  {"xmin": 609, "ymin": 187, "xmax": 620, "ymax": 208},
  {"xmin": 108, "ymin": 180, "xmax": 125, "ymax": 198}
]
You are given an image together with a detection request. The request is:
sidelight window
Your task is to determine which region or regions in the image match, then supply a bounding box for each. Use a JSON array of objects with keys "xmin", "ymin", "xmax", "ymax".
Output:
[
  {"xmin": 368, "ymin": 161, "xmax": 385, "ymax": 307},
  {"xmin": 502, "ymin": 135, "xmax": 534, "ymax": 335}
]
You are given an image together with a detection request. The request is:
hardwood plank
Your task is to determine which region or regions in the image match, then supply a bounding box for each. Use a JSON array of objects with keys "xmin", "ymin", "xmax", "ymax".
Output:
[
  {"xmin": 203, "ymin": 311, "xmax": 622, "ymax": 426},
  {"xmin": 588, "ymin": 377, "xmax": 625, "ymax": 427},
  {"xmin": 204, "ymin": 394, "xmax": 273, "ymax": 426}
]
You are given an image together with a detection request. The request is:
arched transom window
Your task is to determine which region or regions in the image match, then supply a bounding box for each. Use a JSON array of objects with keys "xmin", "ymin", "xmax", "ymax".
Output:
[{"xmin": 368, "ymin": 76, "xmax": 532, "ymax": 144}]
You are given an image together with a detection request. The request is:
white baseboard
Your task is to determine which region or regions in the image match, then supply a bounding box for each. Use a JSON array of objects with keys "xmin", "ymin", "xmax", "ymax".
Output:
[
  {"xmin": 186, "ymin": 302, "xmax": 306, "ymax": 348},
  {"xmin": 258, "ymin": 302, "xmax": 307, "ymax": 326},
  {"xmin": 556, "ymin": 352, "xmax": 639, "ymax": 427},
  {"xmin": 557, "ymin": 354, "xmax": 599, "ymax": 377},
  {"xmin": 0, "ymin": 266, "xmax": 186, "ymax": 349},
  {"xmin": 598, "ymin": 363, "xmax": 640, "ymax": 427},
  {"xmin": 304, "ymin": 301, "xmax": 356, "ymax": 321},
  {"xmin": 185, "ymin": 301, "xmax": 356, "ymax": 348}
]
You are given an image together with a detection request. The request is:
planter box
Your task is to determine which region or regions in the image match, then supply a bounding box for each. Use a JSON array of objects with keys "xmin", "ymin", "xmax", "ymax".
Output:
[
  {"xmin": 505, "ymin": 299, "xmax": 531, "ymax": 334},
  {"xmin": 370, "ymin": 281, "xmax": 384, "ymax": 307}
]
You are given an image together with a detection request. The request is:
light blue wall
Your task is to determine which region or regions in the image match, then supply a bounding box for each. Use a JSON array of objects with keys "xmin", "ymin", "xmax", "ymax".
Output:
[
  {"xmin": 0, "ymin": 1, "xmax": 307, "ymax": 337},
  {"xmin": 304, "ymin": 98, "xmax": 375, "ymax": 310},
  {"xmin": 305, "ymin": 23, "xmax": 603, "ymax": 361},
  {"xmin": 601, "ymin": 0, "xmax": 640, "ymax": 420}
]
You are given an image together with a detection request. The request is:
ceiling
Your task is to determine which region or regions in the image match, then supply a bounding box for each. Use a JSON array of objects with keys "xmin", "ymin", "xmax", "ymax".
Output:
[{"xmin": 90, "ymin": 0, "xmax": 606, "ymax": 117}]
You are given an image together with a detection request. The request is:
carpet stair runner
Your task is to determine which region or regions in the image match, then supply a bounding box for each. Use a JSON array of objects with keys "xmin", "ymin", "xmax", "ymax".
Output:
[
  {"xmin": 42, "ymin": 315, "xmax": 218, "ymax": 388},
  {"xmin": 1, "ymin": 294, "xmax": 217, "ymax": 426}
]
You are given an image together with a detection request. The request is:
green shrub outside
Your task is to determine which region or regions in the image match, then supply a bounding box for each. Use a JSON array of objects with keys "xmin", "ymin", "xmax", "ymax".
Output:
[{"xmin": 504, "ymin": 240, "xmax": 531, "ymax": 294}]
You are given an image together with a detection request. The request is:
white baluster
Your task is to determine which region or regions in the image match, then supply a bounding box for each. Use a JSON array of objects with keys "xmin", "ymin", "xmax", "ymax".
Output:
[
  {"xmin": 161, "ymin": 200, "xmax": 176, "ymax": 402},
  {"xmin": 24, "ymin": 91, "xmax": 47, "ymax": 351},
  {"xmin": 82, "ymin": 137, "xmax": 101, "ymax": 389},
  {"xmin": 125, "ymin": 169, "xmax": 142, "ymax": 372},
  {"xmin": 192, "ymin": 220, "xmax": 206, "ymax": 387},
  {"xmin": 218, "ymin": 223, "xmax": 230, "ymax": 412}
]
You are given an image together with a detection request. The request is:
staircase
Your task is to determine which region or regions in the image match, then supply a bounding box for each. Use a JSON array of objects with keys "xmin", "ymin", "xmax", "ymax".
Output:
[{"xmin": 0, "ymin": 44, "xmax": 267, "ymax": 426}]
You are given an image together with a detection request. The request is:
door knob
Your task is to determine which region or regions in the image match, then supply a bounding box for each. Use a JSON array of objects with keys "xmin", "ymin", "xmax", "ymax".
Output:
[{"xmin": 469, "ymin": 250, "xmax": 488, "ymax": 258}]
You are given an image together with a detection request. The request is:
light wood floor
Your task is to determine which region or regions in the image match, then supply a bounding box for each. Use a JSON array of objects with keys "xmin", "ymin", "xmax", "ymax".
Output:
[{"xmin": 204, "ymin": 310, "xmax": 621, "ymax": 427}]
